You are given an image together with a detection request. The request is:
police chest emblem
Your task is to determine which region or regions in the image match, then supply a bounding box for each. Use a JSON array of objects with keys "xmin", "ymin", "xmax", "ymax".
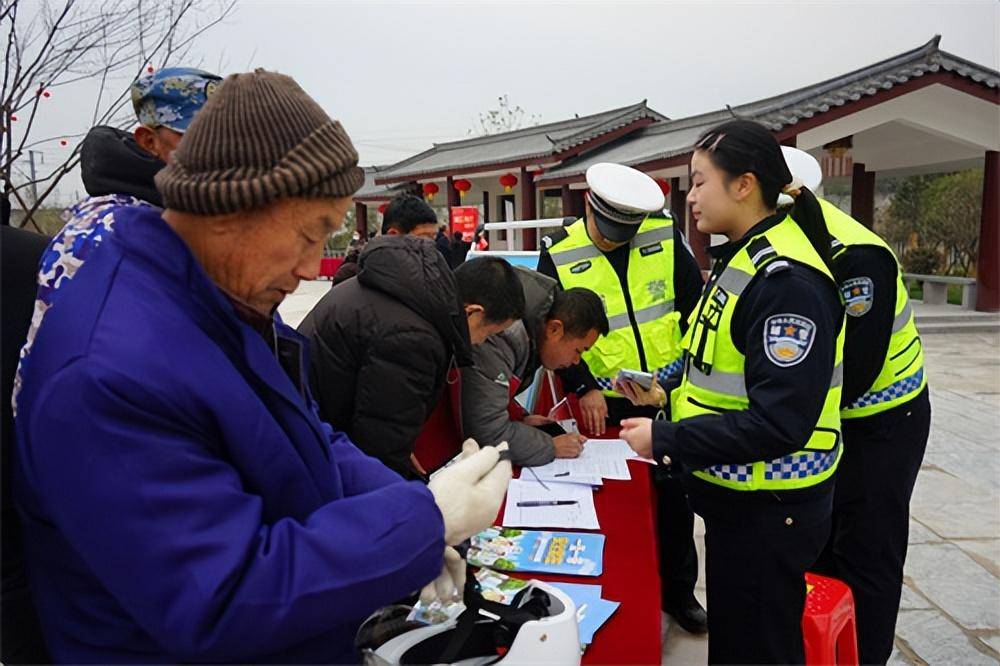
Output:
[
  {"xmin": 646, "ymin": 279, "xmax": 666, "ymax": 301},
  {"xmin": 764, "ymin": 314, "xmax": 816, "ymax": 367},
  {"xmin": 841, "ymin": 277, "xmax": 874, "ymax": 317},
  {"xmin": 639, "ymin": 242, "xmax": 663, "ymax": 257},
  {"xmin": 570, "ymin": 260, "xmax": 592, "ymax": 274}
]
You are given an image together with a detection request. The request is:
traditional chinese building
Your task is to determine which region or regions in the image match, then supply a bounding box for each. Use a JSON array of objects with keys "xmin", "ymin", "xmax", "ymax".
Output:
[{"xmin": 369, "ymin": 36, "xmax": 999, "ymax": 311}]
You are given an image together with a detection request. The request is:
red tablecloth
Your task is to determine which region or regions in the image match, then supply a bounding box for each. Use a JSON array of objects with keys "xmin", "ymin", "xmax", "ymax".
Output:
[
  {"xmin": 498, "ymin": 378, "xmax": 663, "ymax": 664},
  {"xmin": 508, "ymin": 458, "xmax": 662, "ymax": 664}
]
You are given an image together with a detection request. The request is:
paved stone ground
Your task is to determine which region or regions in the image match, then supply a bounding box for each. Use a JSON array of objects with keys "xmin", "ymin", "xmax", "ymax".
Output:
[{"xmin": 279, "ymin": 284, "xmax": 1000, "ymax": 664}]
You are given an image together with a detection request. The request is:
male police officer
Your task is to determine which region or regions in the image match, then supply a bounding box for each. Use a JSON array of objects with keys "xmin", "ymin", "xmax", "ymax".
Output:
[{"xmin": 537, "ymin": 162, "xmax": 707, "ymax": 633}]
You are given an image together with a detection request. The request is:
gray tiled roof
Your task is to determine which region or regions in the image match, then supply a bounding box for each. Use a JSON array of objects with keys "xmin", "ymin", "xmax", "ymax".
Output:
[
  {"xmin": 538, "ymin": 36, "xmax": 999, "ymax": 183},
  {"xmin": 354, "ymin": 166, "xmax": 412, "ymax": 201},
  {"xmin": 374, "ymin": 101, "xmax": 668, "ymax": 183}
]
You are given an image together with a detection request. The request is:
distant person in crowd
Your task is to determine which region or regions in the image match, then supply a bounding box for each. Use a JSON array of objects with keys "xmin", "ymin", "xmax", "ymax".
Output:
[
  {"xmin": 462, "ymin": 268, "xmax": 609, "ymax": 466},
  {"xmin": 330, "ymin": 246, "xmax": 360, "ymax": 286},
  {"xmin": 11, "ymin": 66, "xmax": 221, "ymax": 415},
  {"xmin": 13, "ymin": 69, "xmax": 510, "ymax": 663},
  {"xmin": 382, "ymin": 193, "xmax": 439, "ymax": 240},
  {"xmin": 475, "ymin": 228, "xmax": 489, "ymax": 251},
  {"xmin": 299, "ymin": 250, "xmax": 525, "ymax": 478},
  {"xmin": 450, "ymin": 230, "xmax": 471, "ymax": 267},
  {"xmin": 435, "ymin": 223, "xmax": 453, "ymax": 265}
]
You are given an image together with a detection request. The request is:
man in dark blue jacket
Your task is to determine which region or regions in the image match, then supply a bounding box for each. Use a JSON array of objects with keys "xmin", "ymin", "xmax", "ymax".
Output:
[{"xmin": 13, "ymin": 70, "xmax": 510, "ymax": 663}]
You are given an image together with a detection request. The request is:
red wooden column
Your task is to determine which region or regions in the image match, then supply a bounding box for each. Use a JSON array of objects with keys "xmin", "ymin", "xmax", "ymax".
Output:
[
  {"xmin": 354, "ymin": 201, "xmax": 368, "ymax": 241},
  {"xmin": 561, "ymin": 184, "xmax": 579, "ymax": 218},
  {"xmin": 446, "ymin": 175, "xmax": 459, "ymax": 218},
  {"xmin": 520, "ymin": 166, "xmax": 537, "ymax": 250},
  {"xmin": 851, "ymin": 162, "xmax": 876, "ymax": 229},
  {"xmin": 669, "ymin": 177, "xmax": 685, "ymax": 220},
  {"xmin": 976, "ymin": 150, "xmax": 999, "ymax": 312}
]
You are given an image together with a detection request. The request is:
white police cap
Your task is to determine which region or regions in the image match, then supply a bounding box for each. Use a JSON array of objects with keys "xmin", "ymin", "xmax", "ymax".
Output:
[{"xmin": 585, "ymin": 162, "xmax": 665, "ymax": 242}]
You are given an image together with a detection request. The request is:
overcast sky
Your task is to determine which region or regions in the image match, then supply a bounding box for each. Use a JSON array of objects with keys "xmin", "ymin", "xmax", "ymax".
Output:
[{"xmin": 14, "ymin": 0, "xmax": 999, "ymax": 205}]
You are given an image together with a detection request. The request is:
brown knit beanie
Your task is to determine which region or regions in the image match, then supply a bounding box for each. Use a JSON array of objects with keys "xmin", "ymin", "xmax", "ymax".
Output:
[{"xmin": 155, "ymin": 69, "xmax": 364, "ymax": 215}]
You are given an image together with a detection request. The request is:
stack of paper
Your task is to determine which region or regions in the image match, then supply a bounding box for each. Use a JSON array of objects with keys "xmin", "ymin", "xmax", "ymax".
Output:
[
  {"xmin": 527, "ymin": 438, "xmax": 639, "ymax": 483},
  {"xmin": 502, "ymin": 478, "xmax": 600, "ymax": 530}
]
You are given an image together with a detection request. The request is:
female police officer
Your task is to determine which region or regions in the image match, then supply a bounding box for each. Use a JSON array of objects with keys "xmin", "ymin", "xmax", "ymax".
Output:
[
  {"xmin": 778, "ymin": 147, "xmax": 930, "ymax": 664},
  {"xmin": 618, "ymin": 119, "xmax": 845, "ymax": 664}
]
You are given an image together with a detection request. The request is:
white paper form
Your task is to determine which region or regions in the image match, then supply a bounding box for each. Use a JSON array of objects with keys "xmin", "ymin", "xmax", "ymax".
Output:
[
  {"xmin": 576, "ymin": 439, "xmax": 636, "ymax": 481},
  {"xmin": 588, "ymin": 438, "xmax": 656, "ymax": 464},
  {"xmin": 584, "ymin": 438, "xmax": 638, "ymax": 459},
  {"xmin": 502, "ymin": 478, "xmax": 600, "ymax": 530},
  {"xmin": 527, "ymin": 459, "xmax": 604, "ymax": 487}
]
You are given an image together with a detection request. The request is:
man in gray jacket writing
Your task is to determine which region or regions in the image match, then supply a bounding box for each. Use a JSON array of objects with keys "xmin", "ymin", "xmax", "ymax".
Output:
[{"xmin": 461, "ymin": 266, "xmax": 609, "ymax": 466}]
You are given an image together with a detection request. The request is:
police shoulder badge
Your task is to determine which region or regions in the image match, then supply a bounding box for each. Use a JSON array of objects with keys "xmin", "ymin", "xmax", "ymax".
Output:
[
  {"xmin": 763, "ymin": 314, "xmax": 816, "ymax": 367},
  {"xmin": 841, "ymin": 276, "xmax": 874, "ymax": 317}
]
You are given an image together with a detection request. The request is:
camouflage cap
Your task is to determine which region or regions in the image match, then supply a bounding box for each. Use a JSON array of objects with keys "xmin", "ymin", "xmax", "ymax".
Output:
[{"xmin": 130, "ymin": 67, "xmax": 222, "ymax": 133}]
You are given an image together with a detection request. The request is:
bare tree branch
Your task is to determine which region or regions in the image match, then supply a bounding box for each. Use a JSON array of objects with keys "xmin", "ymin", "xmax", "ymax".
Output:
[{"xmin": 2, "ymin": 0, "xmax": 234, "ymax": 226}]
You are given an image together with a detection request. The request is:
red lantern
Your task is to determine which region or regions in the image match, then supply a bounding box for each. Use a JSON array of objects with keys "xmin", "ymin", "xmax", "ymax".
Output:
[
  {"xmin": 655, "ymin": 178, "xmax": 671, "ymax": 196},
  {"xmin": 499, "ymin": 173, "xmax": 518, "ymax": 193},
  {"xmin": 378, "ymin": 203, "xmax": 388, "ymax": 214},
  {"xmin": 454, "ymin": 178, "xmax": 472, "ymax": 200},
  {"xmin": 422, "ymin": 182, "xmax": 440, "ymax": 201}
]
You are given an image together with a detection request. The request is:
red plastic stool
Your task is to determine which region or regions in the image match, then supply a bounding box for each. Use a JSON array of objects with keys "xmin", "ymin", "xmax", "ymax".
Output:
[{"xmin": 802, "ymin": 572, "xmax": 859, "ymax": 665}]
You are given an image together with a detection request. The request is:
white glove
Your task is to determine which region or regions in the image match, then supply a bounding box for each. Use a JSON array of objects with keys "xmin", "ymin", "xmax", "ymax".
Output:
[
  {"xmin": 428, "ymin": 439, "xmax": 512, "ymax": 545},
  {"xmin": 419, "ymin": 546, "xmax": 467, "ymax": 605}
]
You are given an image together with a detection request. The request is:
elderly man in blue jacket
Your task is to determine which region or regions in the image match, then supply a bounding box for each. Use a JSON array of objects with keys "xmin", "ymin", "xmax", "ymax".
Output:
[{"xmin": 12, "ymin": 69, "xmax": 510, "ymax": 663}]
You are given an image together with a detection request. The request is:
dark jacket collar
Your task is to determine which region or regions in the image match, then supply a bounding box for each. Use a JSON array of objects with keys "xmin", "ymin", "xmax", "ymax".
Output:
[{"xmin": 708, "ymin": 212, "xmax": 786, "ymax": 263}]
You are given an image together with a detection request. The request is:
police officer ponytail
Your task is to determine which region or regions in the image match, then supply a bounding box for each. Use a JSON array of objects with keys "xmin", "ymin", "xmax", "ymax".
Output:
[{"xmin": 694, "ymin": 119, "xmax": 833, "ymax": 271}]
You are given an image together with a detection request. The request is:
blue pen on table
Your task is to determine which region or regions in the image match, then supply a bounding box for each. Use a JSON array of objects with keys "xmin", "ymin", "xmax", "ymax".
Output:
[{"xmin": 516, "ymin": 500, "xmax": 579, "ymax": 507}]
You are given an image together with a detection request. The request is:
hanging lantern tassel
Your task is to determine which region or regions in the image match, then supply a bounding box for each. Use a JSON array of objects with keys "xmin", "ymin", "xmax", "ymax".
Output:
[{"xmin": 499, "ymin": 173, "xmax": 518, "ymax": 193}]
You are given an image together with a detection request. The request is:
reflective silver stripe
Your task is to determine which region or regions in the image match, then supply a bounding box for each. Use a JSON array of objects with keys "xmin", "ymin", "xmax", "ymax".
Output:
[
  {"xmin": 631, "ymin": 224, "xmax": 673, "ymax": 248},
  {"xmin": 892, "ymin": 301, "xmax": 912, "ymax": 333},
  {"xmin": 607, "ymin": 312, "xmax": 632, "ymax": 331},
  {"xmin": 551, "ymin": 222, "xmax": 673, "ymax": 267},
  {"xmin": 714, "ymin": 267, "xmax": 754, "ymax": 296},
  {"xmin": 831, "ymin": 362, "xmax": 843, "ymax": 388},
  {"xmin": 750, "ymin": 246, "xmax": 777, "ymax": 266},
  {"xmin": 688, "ymin": 361, "xmax": 840, "ymax": 396},
  {"xmin": 687, "ymin": 364, "xmax": 747, "ymax": 398},
  {"xmin": 551, "ymin": 243, "xmax": 602, "ymax": 266},
  {"xmin": 634, "ymin": 300, "xmax": 674, "ymax": 325},
  {"xmin": 606, "ymin": 300, "xmax": 675, "ymax": 331}
]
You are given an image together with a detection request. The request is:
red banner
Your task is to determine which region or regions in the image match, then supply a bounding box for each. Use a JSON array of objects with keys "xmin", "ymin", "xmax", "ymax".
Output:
[{"xmin": 450, "ymin": 206, "xmax": 479, "ymax": 242}]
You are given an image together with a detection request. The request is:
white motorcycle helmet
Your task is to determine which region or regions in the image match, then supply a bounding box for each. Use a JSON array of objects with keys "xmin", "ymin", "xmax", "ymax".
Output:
[
  {"xmin": 778, "ymin": 146, "xmax": 823, "ymax": 206},
  {"xmin": 357, "ymin": 579, "xmax": 581, "ymax": 665}
]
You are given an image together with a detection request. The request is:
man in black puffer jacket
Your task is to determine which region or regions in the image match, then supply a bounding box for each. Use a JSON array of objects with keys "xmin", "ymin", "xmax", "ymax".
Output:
[{"xmin": 298, "ymin": 236, "xmax": 525, "ymax": 479}]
